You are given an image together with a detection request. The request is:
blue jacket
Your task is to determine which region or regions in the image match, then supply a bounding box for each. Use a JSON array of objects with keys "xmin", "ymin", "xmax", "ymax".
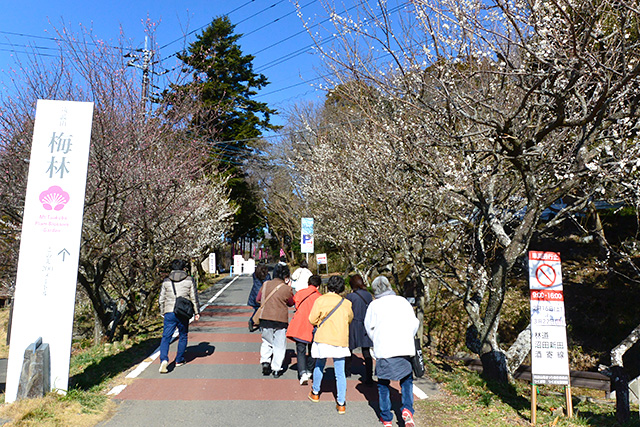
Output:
[{"xmin": 248, "ymin": 272, "xmax": 271, "ymax": 308}]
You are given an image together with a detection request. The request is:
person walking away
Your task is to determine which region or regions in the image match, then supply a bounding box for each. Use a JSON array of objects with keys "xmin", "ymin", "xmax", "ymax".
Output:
[
  {"xmin": 291, "ymin": 259, "xmax": 313, "ymax": 293},
  {"xmin": 286, "ymin": 274, "xmax": 322, "ymax": 385},
  {"xmin": 248, "ymin": 264, "xmax": 271, "ymax": 316},
  {"xmin": 345, "ymin": 274, "xmax": 374, "ymax": 384},
  {"xmin": 257, "ymin": 263, "xmax": 294, "ymax": 377},
  {"xmin": 308, "ymin": 276, "xmax": 353, "ymax": 415},
  {"xmin": 158, "ymin": 259, "xmax": 201, "ymax": 373},
  {"xmin": 365, "ymin": 276, "xmax": 419, "ymax": 427}
]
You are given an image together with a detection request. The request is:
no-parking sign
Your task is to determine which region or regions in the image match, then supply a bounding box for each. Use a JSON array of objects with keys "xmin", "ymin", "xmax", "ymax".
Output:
[
  {"xmin": 529, "ymin": 251, "xmax": 562, "ymax": 290},
  {"xmin": 528, "ymin": 251, "xmax": 570, "ymax": 385}
]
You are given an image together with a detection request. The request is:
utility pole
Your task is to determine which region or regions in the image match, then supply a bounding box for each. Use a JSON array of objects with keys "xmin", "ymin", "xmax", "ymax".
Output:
[{"xmin": 125, "ymin": 36, "xmax": 152, "ymax": 112}]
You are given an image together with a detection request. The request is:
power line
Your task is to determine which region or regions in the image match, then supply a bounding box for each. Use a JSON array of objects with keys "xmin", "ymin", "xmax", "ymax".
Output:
[
  {"xmin": 239, "ymin": 0, "xmax": 316, "ymax": 39},
  {"xmin": 235, "ymin": 0, "xmax": 287, "ymax": 26},
  {"xmin": 159, "ymin": 0, "xmax": 257, "ymax": 51},
  {"xmin": 255, "ymin": 1, "xmax": 407, "ymax": 73},
  {"xmin": 0, "ymin": 29, "xmax": 123, "ymax": 51},
  {"xmin": 255, "ymin": 46, "xmax": 400, "ymax": 100},
  {"xmin": 0, "ymin": 47, "xmax": 58, "ymax": 58},
  {"xmin": 252, "ymin": 0, "xmax": 365, "ymax": 58}
]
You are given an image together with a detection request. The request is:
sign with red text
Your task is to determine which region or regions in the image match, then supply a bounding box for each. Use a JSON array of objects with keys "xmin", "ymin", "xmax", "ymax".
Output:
[
  {"xmin": 316, "ymin": 253, "xmax": 327, "ymax": 265},
  {"xmin": 529, "ymin": 251, "xmax": 570, "ymax": 385},
  {"xmin": 6, "ymin": 100, "xmax": 94, "ymax": 402}
]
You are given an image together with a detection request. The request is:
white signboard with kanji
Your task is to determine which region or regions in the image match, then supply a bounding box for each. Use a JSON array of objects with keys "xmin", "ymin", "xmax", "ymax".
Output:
[
  {"xmin": 529, "ymin": 251, "xmax": 570, "ymax": 385},
  {"xmin": 6, "ymin": 100, "xmax": 94, "ymax": 402},
  {"xmin": 316, "ymin": 253, "xmax": 327, "ymax": 265}
]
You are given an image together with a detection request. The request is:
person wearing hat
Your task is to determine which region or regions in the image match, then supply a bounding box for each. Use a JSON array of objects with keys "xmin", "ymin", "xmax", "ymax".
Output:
[{"xmin": 365, "ymin": 276, "xmax": 419, "ymax": 427}]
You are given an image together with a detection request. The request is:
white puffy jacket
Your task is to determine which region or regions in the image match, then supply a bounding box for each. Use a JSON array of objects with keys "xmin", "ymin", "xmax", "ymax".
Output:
[{"xmin": 364, "ymin": 293, "xmax": 419, "ymax": 359}]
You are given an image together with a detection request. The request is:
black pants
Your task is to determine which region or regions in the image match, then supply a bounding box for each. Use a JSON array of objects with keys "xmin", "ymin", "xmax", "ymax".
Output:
[
  {"xmin": 346, "ymin": 347, "xmax": 373, "ymax": 381},
  {"xmin": 296, "ymin": 341, "xmax": 315, "ymax": 378}
]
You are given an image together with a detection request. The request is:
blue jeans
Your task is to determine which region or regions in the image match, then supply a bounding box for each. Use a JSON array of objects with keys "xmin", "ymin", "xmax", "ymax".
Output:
[
  {"xmin": 159, "ymin": 312, "xmax": 189, "ymax": 364},
  {"xmin": 312, "ymin": 357, "xmax": 346, "ymax": 405},
  {"xmin": 378, "ymin": 373, "xmax": 414, "ymax": 422}
]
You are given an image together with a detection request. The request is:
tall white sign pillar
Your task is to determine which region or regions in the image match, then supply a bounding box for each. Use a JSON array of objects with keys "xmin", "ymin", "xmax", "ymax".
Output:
[{"xmin": 6, "ymin": 100, "xmax": 94, "ymax": 402}]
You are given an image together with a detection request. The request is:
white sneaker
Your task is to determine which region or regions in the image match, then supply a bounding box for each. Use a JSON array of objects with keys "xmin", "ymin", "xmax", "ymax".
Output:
[
  {"xmin": 159, "ymin": 360, "xmax": 168, "ymax": 373},
  {"xmin": 300, "ymin": 372, "xmax": 310, "ymax": 385}
]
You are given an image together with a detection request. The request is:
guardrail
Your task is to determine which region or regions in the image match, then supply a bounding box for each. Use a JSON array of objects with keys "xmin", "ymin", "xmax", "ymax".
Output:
[{"xmin": 460, "ymin": 357, "xmax": 610, "ymax": 396}]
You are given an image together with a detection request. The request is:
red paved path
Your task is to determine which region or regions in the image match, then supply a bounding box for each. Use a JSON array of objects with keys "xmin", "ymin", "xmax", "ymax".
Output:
[
  {"xmin": 104, "ymin": 278, "xmax": 426, "ymax": 427},
  {"xmin": 116, "ymin": 303, "xmax": 383, "ymax": 402}
]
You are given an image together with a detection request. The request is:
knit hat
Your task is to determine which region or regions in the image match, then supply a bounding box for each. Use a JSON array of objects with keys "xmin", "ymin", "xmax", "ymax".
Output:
[{"xmin": 371, "ymin": 276, "xmax": 392, "ymax": 296}]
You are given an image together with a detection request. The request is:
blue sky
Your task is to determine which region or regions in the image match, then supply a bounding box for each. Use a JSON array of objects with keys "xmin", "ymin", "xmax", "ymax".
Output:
[{"xmin": 0, "ymin": 0, "xmax": 361, "ymax": 129}]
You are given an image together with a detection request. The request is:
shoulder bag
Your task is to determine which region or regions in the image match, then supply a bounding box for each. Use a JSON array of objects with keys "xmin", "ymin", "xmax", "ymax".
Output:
[
  {"xmin": 312, "ymin": 297, "xmax": 344, "ymax": 340},
  {"xmin": 354, "ymin": 289, "xmax": 370, "ymax": 306},
  {"xmin": 412, "ymin": 337, "xmax": 425, "ymax": 378},
  {"xmin": 249, "ymin": 282, "xmax": 284, "ymax": 332},
  {"xmin": 171, "ymin": 280, "xmax": 195, "ymax": 321}
]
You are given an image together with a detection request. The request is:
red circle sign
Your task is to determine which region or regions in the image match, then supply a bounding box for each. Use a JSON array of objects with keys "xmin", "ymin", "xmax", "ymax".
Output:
[{"xmin": 535, "ymin": 264, "xmax": 557, "ymax": 287}]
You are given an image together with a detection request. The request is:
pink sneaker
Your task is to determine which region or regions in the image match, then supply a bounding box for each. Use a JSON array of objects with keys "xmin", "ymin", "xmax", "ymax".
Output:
[
  {"xmin": 402, "ymin": 408, "xmax": 415, "ymax": 427},
  {"xmin": 380, "ymin": 418, "xmax": 392, "ymax": 427}
]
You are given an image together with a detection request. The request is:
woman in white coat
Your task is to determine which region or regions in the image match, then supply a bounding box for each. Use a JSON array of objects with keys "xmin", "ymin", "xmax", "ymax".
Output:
[{"xmin": 365, "ymin": 276, "xmax": 419, "ymax": 427}]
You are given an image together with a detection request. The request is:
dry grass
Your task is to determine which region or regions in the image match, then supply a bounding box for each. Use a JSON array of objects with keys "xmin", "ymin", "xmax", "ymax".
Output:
[
  {"xmin": 0, "ymin": 306, "xmax": 10, "ymax": 359},
  {"xmin": 0, "ymin": 393, "xmax": 115, "ymax": 426},
  {"xmin": 421, "ymin": 359, "xmax": 640, "ymax": 427}
]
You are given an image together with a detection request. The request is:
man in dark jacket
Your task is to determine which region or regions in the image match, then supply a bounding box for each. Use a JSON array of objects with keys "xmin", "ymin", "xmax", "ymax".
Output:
[{"xmin": 158, "ymin": 259, "xmax": 200, "ymax": 373}]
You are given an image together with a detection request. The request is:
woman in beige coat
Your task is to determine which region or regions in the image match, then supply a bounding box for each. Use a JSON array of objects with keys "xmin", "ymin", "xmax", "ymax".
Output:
[{"xmin": 158, "ymin": 259, "xmax": 200, "ymax": 373}]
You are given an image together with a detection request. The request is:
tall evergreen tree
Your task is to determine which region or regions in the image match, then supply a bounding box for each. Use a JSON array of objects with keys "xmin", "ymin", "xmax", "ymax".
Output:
[{"xmin": 176, "ymin": 16, "xmax": 278, "ymax": 241}]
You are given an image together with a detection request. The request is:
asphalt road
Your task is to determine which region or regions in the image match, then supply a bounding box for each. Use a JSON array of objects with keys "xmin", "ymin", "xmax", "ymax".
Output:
[{"xmin": 99, "ymin": 274, "xmax": 439, "ymax": 427}]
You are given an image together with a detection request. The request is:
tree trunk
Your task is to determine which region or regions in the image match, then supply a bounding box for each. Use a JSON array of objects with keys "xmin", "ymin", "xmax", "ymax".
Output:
[
  {"xmin": 611, "ymin": 365, "xmax": 630, "ymax": 424},
  {"xmin": 588, "ymin": 202, "xmax": 610, "ymax": 261},
  {"xmin": 93, "ymin": 307, "xmax": 103, "ymax": 345},
  {"xmin": 608, "ymin": 324, "xmax": 640, "ymax": 424},
  {"xmin": 506, "ymin": 324, "xmax": 531, "ymax": 376},
  {"xmin": 416, "ymin": 275, "xmax": 429, "ymax": 348},
  {"xmin": 480, "ymin": 350, "xmax": 509, "ymax": 383}
]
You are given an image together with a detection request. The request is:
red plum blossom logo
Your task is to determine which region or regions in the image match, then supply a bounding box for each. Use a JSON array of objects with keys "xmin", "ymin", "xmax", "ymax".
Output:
[{"xmin": 39, "ymin": 186, "xmax": 70, "ymax": 211}]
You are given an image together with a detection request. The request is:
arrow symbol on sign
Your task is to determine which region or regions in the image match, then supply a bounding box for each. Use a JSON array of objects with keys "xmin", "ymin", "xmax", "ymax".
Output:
[{"xmin": 58, "ymin": 248, "xmax": 70, "ymax": 261}]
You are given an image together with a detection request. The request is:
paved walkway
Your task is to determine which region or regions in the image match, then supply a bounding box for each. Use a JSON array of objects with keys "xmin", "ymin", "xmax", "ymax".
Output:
[{"xmin": 100, "ymin": 274, "xmax": 439, "ymax": 427}]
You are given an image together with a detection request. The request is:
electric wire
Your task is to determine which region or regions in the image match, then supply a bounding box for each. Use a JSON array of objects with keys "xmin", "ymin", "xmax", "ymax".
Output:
[
  {"xmin": 0, "ymin": 47, "xmax": 58, "ymax": 58},
  {"xmin": 256, "ymin": 1, "xmax": 408, "ymax": 73},
  {"xmin": 158, "ymin": 0, "xmax": 257, "ymax": 51},
  {"xmin": 0, "ymin": 1, "xmax": 410, "ymax": 123},
  {"xmin": 239, "ymin": 0, "xmax": 316, "ymax": 39},
  {"xmin": 235, "ymin": 0, "xmax": 287, "ymax": 26},
  {"xmin": 0, "ymin": 30, "xmax": 124, "ymax": 51}
]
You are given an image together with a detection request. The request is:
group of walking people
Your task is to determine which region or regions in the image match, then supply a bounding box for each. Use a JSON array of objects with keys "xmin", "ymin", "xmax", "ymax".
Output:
[
  {"xmin": 249, "ymin": 262, "xmax": 420, "ymax": 427},
  {"xmin": 155, "ymin": 258, "xmax": 421, "ymax": 427}
]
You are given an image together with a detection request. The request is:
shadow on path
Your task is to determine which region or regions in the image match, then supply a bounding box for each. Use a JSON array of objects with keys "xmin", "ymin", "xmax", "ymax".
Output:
[{"xmin": 70, "ymin": 337, "xmax": 161, "ymax": 390}]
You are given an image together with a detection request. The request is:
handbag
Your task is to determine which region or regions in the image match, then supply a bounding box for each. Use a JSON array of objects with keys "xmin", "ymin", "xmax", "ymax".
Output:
[
  {"xmin": 171, "ymin": 280, "xmax": 195, "ymax": 321},
  {"xmin": 248, "ymin": 313, "xmax": 260, "ymax": 332},
  {"xmin": 312, "ymin": 297, "xmax": 345, "ymax": 340},
  {"xmin": 412, "ymin": 337, "xmax": 425, "ymax": 378},
  {"xmin": 249, "ymin": 282, "xmax": 284, "ymax": 332}
]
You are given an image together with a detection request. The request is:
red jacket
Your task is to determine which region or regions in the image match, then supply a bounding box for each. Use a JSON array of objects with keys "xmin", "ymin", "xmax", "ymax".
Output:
[{"xmin": 286, "ymin": 286, "xmax": 321, "ymax": 342}]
